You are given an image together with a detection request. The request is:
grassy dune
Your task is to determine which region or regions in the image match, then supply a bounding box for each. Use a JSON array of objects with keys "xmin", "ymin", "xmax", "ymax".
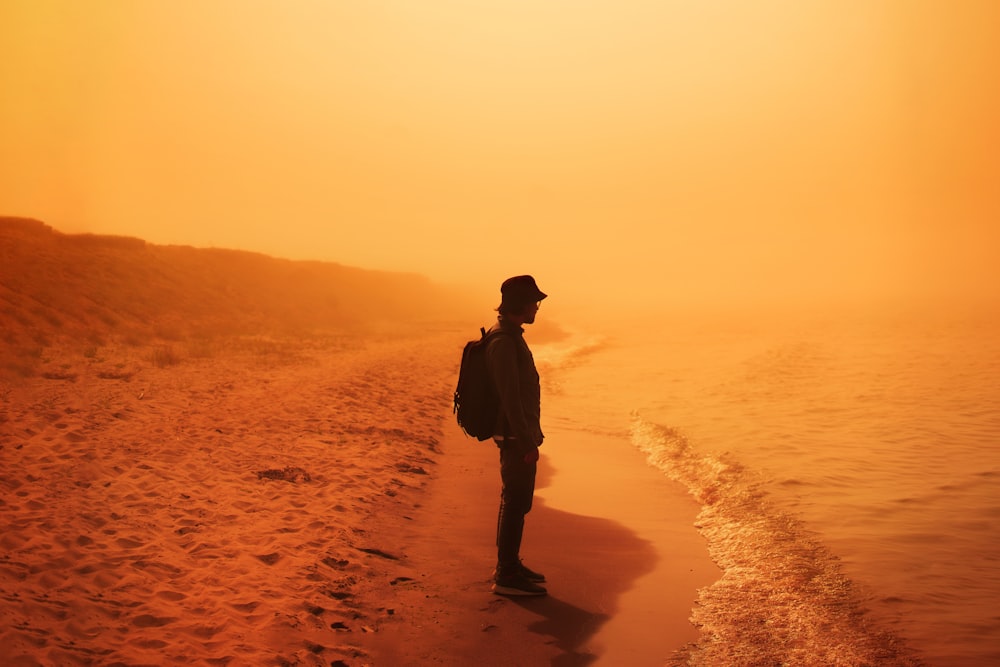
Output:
[{"xmin": 0, "ymin": 217, "xmax": 472, "ymax": 379}]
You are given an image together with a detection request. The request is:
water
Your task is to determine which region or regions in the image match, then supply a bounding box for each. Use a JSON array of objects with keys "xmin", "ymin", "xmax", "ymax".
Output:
[{"xmin": 533, "ymin": 302, "xmax": 1000, "ymax": 666}]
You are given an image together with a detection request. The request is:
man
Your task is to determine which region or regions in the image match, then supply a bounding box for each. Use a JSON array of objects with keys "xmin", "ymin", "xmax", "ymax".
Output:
[{"xmin": 486, "ymin": 275, "xmax": 548, "ymax": 596}]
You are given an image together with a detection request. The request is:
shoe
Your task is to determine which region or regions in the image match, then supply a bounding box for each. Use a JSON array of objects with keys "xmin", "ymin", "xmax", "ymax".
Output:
[
  {"xmin": 492, "ymin": 573, "xmax": 547, "ymax": 597},
  {"xmin": 518, "ymin": 562, "xmax": 546, "ymax": 583},
  {"xmin": 492, "ymin": 560, "xmax": 546, "ymax": 583}
]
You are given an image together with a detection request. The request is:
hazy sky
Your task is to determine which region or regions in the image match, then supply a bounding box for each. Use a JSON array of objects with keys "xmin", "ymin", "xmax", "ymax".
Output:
[{"xmin": 2, "ymin": 1, "xmax": 997, "ymax": 310}]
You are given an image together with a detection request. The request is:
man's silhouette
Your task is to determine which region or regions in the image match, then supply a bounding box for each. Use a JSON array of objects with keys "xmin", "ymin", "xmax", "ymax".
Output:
[{"xmin": 486, "ymin": 275, "xmax": 548, "ymax": 596}]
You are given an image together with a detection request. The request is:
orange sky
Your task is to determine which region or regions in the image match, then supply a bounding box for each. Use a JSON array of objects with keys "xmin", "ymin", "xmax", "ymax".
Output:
[{"xmin": 2, "ymin": 1, "xmax": 998, "ymax": 311}]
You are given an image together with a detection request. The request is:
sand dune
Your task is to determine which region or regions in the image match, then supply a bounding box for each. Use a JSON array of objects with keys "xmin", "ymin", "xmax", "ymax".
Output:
[{"xmin": 0, "ymin": 217, "xmax": 472, "ymax": 380}]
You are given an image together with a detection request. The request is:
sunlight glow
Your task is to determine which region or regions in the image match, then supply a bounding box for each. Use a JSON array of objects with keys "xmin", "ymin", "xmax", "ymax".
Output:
[{"xmin": 1, "ymin": 0, "xmax": 997, "ymax": 310}]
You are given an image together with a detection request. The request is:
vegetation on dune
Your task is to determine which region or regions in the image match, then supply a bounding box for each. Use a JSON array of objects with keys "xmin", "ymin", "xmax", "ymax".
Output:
[{"xmin": 0, "ymin": 217, "xmax": 473, "ymax": 378}]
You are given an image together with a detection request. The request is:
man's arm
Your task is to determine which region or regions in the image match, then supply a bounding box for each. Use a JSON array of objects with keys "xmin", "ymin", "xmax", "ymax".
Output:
[{"xmin": 486, "ymin": 334, "xmax": 534, "ymax": 444}]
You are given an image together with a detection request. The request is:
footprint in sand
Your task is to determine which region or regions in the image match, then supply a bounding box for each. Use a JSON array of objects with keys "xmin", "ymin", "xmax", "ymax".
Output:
[
  {"xmin": 116, "ymin": 537, "xmax": 143, "ymax": 549},
  {"xmin": 132, "ymin": 614, "xmax": 178, "ymax": 627},
  {"xmin": 155, "ymin": 590, "xmax": 187, "ymax": 602}
]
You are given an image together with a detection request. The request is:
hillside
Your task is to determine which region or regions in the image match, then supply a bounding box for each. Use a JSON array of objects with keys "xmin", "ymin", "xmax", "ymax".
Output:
[{"xmin": 0, "ymin": 217, "xmax": 472, "ymax": 377}]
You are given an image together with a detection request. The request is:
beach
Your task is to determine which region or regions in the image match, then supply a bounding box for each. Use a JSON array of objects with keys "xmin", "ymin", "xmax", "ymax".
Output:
[
  {"xmin": 369, "ymin": 396, "xmax": 717, "ymax": 666},
  {"xmin": 0, "ymin": 327, "xmax": 716, "ymax": 666},
  {"xmin": 3, "ymin": 0, "xmax": 998, "ymax": 661},
  {"xmin": 6, "ymin": 221, "xmax": 993, "ymax": 666},
  {"xmin": 0, "ymin": 332, "xmax": 445, "ymax": 665},
  {"xmin": 1, "ymin": 219, "xmax": 719, "ymax": 665}
]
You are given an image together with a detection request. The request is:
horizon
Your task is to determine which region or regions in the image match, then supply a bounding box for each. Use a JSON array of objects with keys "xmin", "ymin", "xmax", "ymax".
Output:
[{"xmin": 2, "ymin": 1, "xmax": 998, "ymax": 313}]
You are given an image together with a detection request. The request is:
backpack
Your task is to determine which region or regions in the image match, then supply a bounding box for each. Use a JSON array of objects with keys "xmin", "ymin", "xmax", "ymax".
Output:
[{"xmin": 454, "ymin": 326, "xmax": 507, "ymax": 440}]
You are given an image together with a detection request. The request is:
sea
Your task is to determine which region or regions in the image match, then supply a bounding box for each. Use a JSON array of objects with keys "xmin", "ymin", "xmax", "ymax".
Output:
[{"xmin": 532, "ymin": 300, "xmax": 999, "ymax": 666}]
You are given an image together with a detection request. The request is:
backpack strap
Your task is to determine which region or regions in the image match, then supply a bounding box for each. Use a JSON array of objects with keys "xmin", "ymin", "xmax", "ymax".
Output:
[{"xmin": 481, "ymin": 325, "xmax": 519, "ymax": 441}]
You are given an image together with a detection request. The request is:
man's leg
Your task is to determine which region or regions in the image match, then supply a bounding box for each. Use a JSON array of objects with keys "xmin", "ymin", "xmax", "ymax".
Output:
[{"xmin": 496, "ymin": 441, "xmax": 536, "ymax": 578}]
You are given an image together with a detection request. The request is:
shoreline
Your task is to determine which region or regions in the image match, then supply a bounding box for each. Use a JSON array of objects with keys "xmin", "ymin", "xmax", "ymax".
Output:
[
  {"xmin": 536, "ymin": 426, "xmax": 719, "ymax": 664},
  {"xmin": 368, "ymin": 413, "xmax": 718, "ymax": 665}
]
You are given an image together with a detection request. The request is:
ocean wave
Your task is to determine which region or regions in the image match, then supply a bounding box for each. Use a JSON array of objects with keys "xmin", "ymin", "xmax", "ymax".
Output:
[
  {"xmin": 532, "ymin": 334, "xmax": 612, "ymax": 395},
  {"xmin": 630, "ymin": 415, "xmax": 925, "ymax": 666}
]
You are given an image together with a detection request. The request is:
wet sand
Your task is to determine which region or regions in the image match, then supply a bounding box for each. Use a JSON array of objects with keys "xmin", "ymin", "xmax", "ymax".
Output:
[{"xmin": 366, "ymin": 397, "xmax": 718, "ymax": 665}]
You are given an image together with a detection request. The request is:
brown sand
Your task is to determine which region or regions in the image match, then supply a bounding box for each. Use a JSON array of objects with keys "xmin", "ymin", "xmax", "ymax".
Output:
[
  {"xmin": 0, "ymin": 333, "xmax": 457, "ymax": 666},
  {"xmin": 1, "ymin": 331, "xmax": 717, "ymax": 666}
]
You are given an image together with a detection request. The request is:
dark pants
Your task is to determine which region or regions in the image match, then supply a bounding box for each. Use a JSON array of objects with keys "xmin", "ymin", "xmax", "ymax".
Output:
[{"xmin": 496, "ymin": 440, "xmax": 537, "ymax": 577}]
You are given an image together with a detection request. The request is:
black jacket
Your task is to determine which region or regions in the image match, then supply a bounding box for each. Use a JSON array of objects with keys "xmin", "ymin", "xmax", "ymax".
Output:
[{"xmin": 486, "ymin": 318, "xmax": 543, "ymax": 447}]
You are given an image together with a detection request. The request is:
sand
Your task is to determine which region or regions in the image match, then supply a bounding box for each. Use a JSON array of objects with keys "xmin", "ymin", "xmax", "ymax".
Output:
[
  {"xmin": 368, "ymin": 423, "xmax": 718, "ymax": 666},
  {"xmin": 0, "ymin": 331, "xmax": 716, "ymax": 666}
]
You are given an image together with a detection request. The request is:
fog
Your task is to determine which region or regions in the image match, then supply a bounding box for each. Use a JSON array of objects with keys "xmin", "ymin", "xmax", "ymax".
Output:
[{"xmin": 2, "ymin": 1, "xmax": 998, "ymax": 315}]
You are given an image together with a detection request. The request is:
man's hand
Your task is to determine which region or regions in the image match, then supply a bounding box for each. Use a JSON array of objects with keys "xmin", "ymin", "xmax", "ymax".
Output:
[{"xmin": 523, "ymin": 447, "xmax": 540, "ymax": 464}]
